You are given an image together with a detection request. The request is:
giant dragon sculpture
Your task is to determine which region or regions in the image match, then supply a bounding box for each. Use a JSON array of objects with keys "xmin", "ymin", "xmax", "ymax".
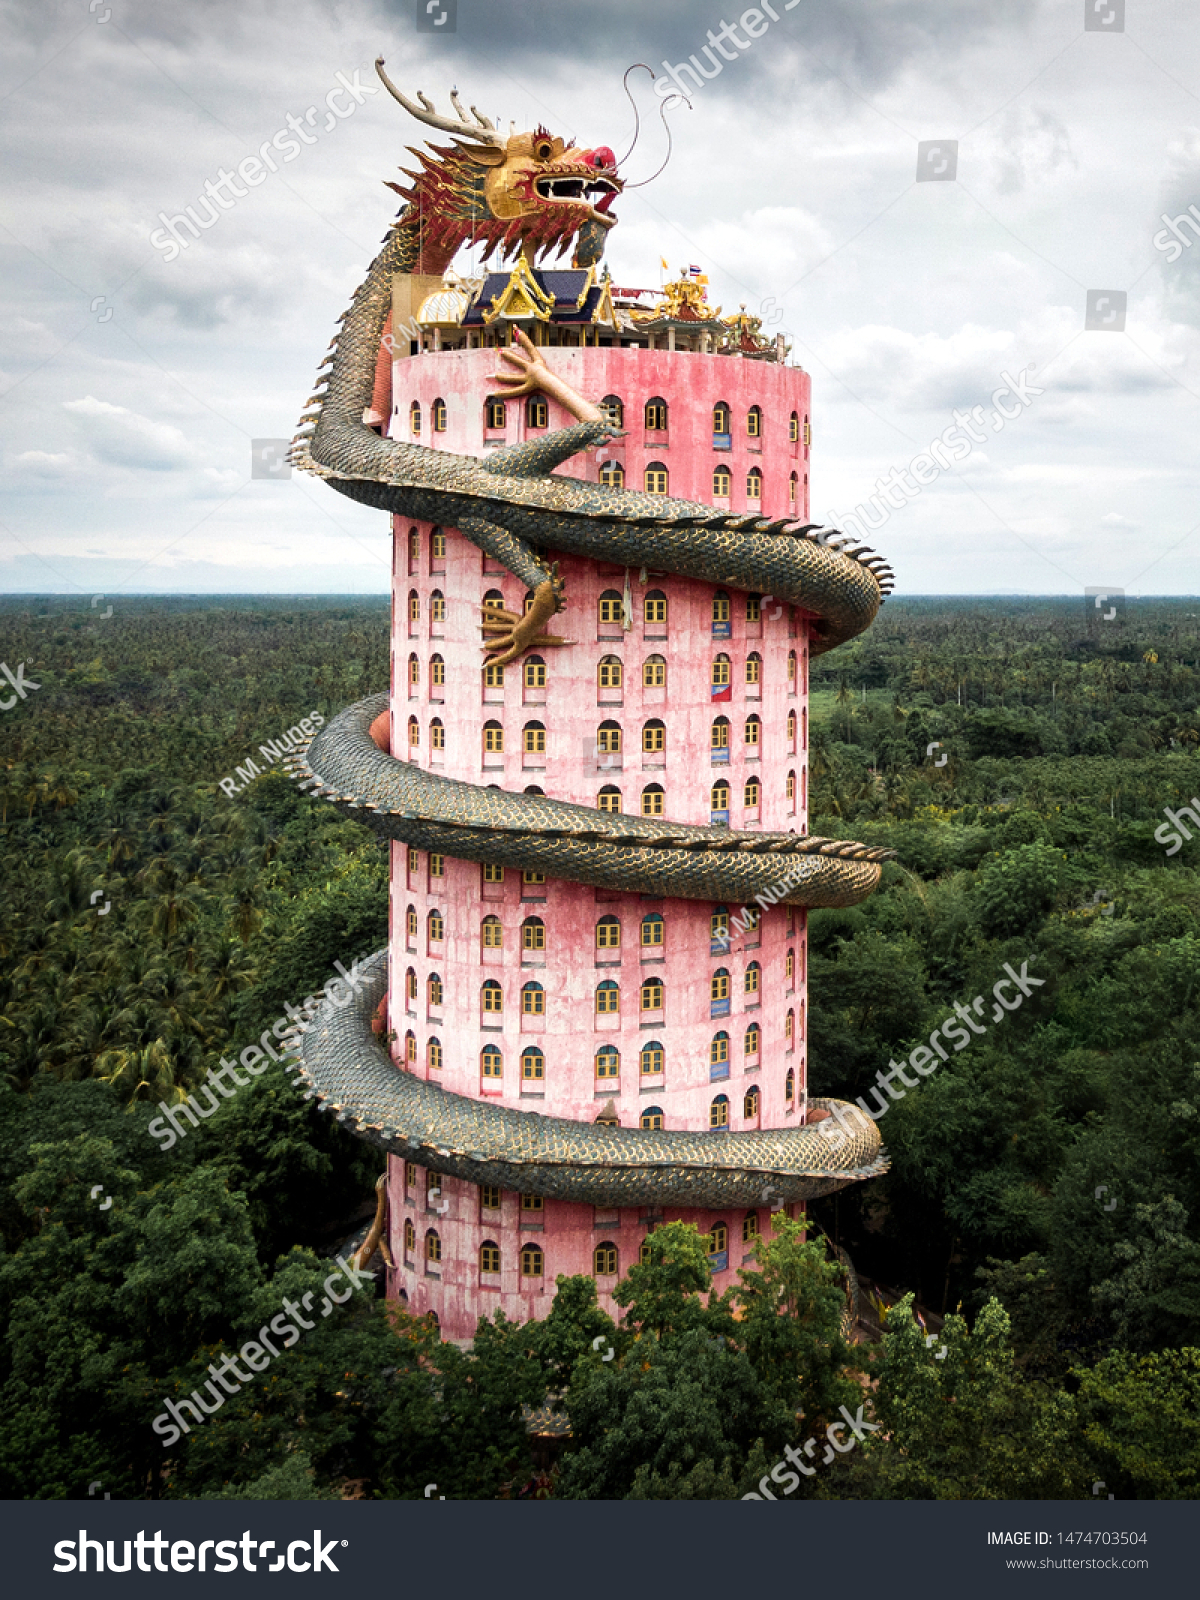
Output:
[{"xmin": 286, "ymin": 62, "xmax": 895, "ymax": 1207}]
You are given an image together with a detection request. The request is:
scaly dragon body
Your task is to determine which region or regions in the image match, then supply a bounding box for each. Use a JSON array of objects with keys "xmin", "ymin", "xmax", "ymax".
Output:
[{"xmin": 287, "ymin": 66, "xmax": 895, "ymax": 1207}]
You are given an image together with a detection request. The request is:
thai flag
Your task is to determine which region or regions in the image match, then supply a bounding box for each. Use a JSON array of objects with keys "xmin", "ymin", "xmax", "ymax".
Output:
[{"xmin": 687, "ymin": 264, "xmax": 702, "ymax": 277}]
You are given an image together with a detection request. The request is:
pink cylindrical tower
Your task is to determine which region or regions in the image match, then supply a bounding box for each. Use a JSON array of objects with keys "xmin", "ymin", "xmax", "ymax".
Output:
[{"xmin": 382, "ymin": 347, "xmax": 816, "ymax": 1339}]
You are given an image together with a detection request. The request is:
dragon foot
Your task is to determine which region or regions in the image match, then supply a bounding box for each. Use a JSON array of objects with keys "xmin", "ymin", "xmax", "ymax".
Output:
[{"xmin": 480, "ymin": 574, "xmax": 572, "ymax": 667}]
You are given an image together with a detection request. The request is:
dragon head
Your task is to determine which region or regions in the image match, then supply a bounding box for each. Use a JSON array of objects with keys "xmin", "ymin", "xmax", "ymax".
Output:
[{"xmin": 376, "ymin": 59, "xmax": 621, "ymax": 271}]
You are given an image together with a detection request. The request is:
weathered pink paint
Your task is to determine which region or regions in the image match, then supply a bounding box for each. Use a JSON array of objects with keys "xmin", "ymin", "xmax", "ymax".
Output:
[{"xmin": 382, "ymin": 344, "xmax": 813, "ymax": 1340}]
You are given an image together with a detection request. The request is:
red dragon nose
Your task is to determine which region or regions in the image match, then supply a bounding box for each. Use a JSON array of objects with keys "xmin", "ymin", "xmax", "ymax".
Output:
[{"xmin": 586, "ymin": 145, "xmax": 617, "ymax": 171}]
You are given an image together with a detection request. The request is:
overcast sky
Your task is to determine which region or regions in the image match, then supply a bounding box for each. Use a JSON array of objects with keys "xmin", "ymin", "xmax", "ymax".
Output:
[{"xmin": 2, "ymin": 0, "xmax": 1199, "ymax": 600}]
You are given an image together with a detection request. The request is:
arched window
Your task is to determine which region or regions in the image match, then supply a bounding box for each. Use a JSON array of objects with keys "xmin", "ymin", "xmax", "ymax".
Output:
[
  {"xmin": 711, "ymin": 906, "xmax": 729, "ymax": 947},
  {"xmin": 595, "ymin": 1044, "xmax": 619, "ymax": 1079},
  {"xmin": 480, "ymin": 1240, "xmax": 500, "ymax": 1273},
  {"xmin": 597, "ymin": 784, "xmax": 622, "ymax": 814},
  {"xmin": 483, "ymin": 720, "xmax": 503, "ymax": 753},
  {"xmin": 481, "ymin": 979, "xmax": 503, "ymax": 1014},
  {"xmin": 742, "ymin": 1209, "xmax": 760, "ymax": 1241},
  {"xmin": 747, "ymin": 404, "xmax": 762, "ymax": 438},
  {"xmin": 744, "ymin": 1022, "xmax": 761, "ymax": 1056},
  {"xmin": 425, "ymin": 1229, "xmax": 441, "ymax": 1263},
  {"xmin": 410, "ymin": 400, "xmax": 421, "ymax": 434},
  {"xmin": 789, "ymin": 472, "xmax": 798, "ymax": 506},
  {"xmin": 408, "ymin": 526, "xmax": 420, "ymax": 563},
  {"xmin": 745, "ymin": 961, "xmax": 761, "ymax": 995},
  {"xmin": 595, "ymin": 979, "xmax": 619, "ymax": 1016},
  {"xmin": 431, "ymin": 528, "xmax": 446, "ymax": 561},
  {"xmin": 785, "ymin": 948, "xmax": 795, "ymax": 983},
  {"xmin": 524, "ymin": 655, "xmax": 547, "ymax": 688},
  {"xmin": 710, "ymin": 1094, "xmax": 730, "ymax": 1128},
  {"xmin": 788, "ymin": 648, "xmax": 797, "ymax": 684},
  {"xmin": 596, "ymin": 720, "xmax": 622, "ymax": 755},
  {"xmin": 644, "ymin": 589, "xmax": 667, "ymax": 625},
  {"xmin": 408, "ymin": 651, "xmax": 420, "ymax": 689},
  {"xmin": 427, "ymin": 973, "xmax": 443, "ymax": 1007},
  {"xmin": 428, "ymin": 909, "xmax": 444, "ymax": 942},
  {"xmin": 601, "ymin": 394, "xmax": 624, "ymax": 428},
  {"xmin": 596, "ymin": 915, "xmax": 621, "ymax": 950},
  {"xmin": 803, "ymin": 413, "xmax": 810, "ymax": 447},
  {"xmin": 431, "ymin": 591, "xmax": 446, "ymax": 624},
  {"xmin": 642, "ymin": 718, "xmax": 665, "ymax": 753},
  {"xmin": 785, "ymin": 1067, "xmax": 795, "ymax": 1103},
  {"xmin": 641, "ymin": 783, "xmax": 665, "ymax": 817},
  {"xmin": 430, "ymin": 718, "xmax": 445, "ymax": 750},
  {"xmin": 480, "ymin": 1184, "xmax": 501, "ymax": 1209},
  {"xmin": 640, "ymin": 1039, "xmax": 664, "ymax": 1075},
  {"xmin": 640, "ymin": 1105, "xmax": 664, "ymax": 1129},
  {"xmin": 599, "ymin": 588, "xmax": 624, "ymax": 624},
  {"xmin": 481, "ymin": 914, "xmax": 502, "ymax": 949},
  {"xmin": 746, "ymin": 594, "xmax": 761, "ymax": 623},
  {"xmin": 644, "ymin": 461, "xmax": 668, "ymax": 495},
  {"xmin": 744, "ymin": 776, "xmax": 761, "ymax": 808},
  {"xmin": 644, "ymin": 397, "xmax": 668, "ymax": 430},
  {"xmin": 640, "ymin": 975, "xmax": 664, "ymax": 1011},
  {"xmin": 406, "ymin": 905, "xmax": 418, "ymax": 941},
  {"xmin": 710, "ymin": 1031, "xmax": 730, "ymax": 1066},
  {"xmin": 408, "ymin": 589, "xmax": 420, "ymax": 623},
  {"xmin": 485, "ymin": 396, "xmax": 506, "ymax": 430},
  {"xmin": 405, "ymin": 968, "xmax": 417, "ymax": 1002},
  {"xmin": 523, "ymin": 720, "xmax": 546, "ymax": 754},
  {"xmin": 594, "ymin": 1241, "xmax": 618, "ymax": 1275},
  {"xmin": 521, "ymin": 981, "xmax": 545, "ymax": 1015},
  {"xmin": 598, "ymin": 655, "xmax": 623, "ymax": 689},
  {"xmin": 482, "ymin": 588, "xmax": 505, "ymax": 613},
  {"xmin": 427, "ymin": 1036, "xmax": 442, "ymax": 1070},
  {"xmin": 641, "ymin": 912, "xmax": 664, "ymax": 948},
  {"xmin": 712, "ymin": 463, "xmax": 732, "ymax": 498},
  {"xmin": 786, "ymin": 1008, "xmax": 795, "ymax": 1041},
  {"xmin": 712, "ymin": 590, "xmax": 731, "ymax": 630},
  {"xmin": 526, "ymin": 394, "xmax": 548, "ymax": 429},
  {"xmin": 712, "ymin": 400, "xmax": 730, "ymax": 434},
  {"xmin": 643, "ymin": 654, "xmax": 667, "ymax": 688},
  {"xmin": 404, "ymin": 1218, "xmax": 416, "ymax": 1254},
  {"xmin": 787, "ymin": 770, "xmax": 796, "ymax": 803},
  {"xmin": 481, "ymin": 1043, "xmax": 502, "ymax": 1078},
  {"xmin": 520, "ymin": 1243, "xmax": 544, "ymax": 1277},
  {"xmin": 787, "ymin": 709, "xmax": 796, "ymax": 745},
  {"xmin": 599, "ymin": 459, "xmax": 625, "ymax": 489},
  {"xmin": 521, "ymin": 1045, "xmax": 545, "ymax": 1081},
  {"xmin": 746, "ymin": 467, "xmax": 763, "ymax": 503},
  {"xmin": 405, "ymin": 1030, "xmax": 416, "ymax": 1064},
  {"xmin": 521, "ymin": 916, "xmax": 546, "ymax": 951},
  {"xmin": 789, "ymin": 411, "xmax": 799, "ymax": 443},
  {"xmin": 432, "ymin": 398, "xmax": 447, "ymax": 432},
  {"xmin": 711, "ymin": 779, "xmax": 730, "ymax": 814},
  {"xmin": 746, "ymin": 651, "xmax": 762, "ymax": 684},
  {"xmin": 711, "ymin": 654, "xmax": 731, "ymax": 689},
  {"xmin": 711, "ymin": 715, "xmax": 730, "ymax": 754},
  {"xmin": 406, "ymin": 715, "xmax": 419, "ymax": 747},
  {"xmin": 744, "ymin": 713, "xmax": 761, "ymax": 748},
  {"xmin": 711, "ymin": 969, "xmax": 730, "ymax": 1003}
]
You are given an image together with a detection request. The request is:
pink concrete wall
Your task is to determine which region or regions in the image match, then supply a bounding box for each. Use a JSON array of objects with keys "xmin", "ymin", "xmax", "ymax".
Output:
[{"xmin": 381, "ymin": 343, "xmax": 814, "ymax": 1342}]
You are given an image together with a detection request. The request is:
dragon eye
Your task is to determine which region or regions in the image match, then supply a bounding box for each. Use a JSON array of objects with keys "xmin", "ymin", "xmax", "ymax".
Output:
[{"xmin": 535, "ymin": 141, "xmax": 553, "ymax": 160}]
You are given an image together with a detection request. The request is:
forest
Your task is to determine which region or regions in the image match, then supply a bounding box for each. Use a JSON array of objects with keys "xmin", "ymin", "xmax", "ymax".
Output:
[{"xmin": 0, "ymin": 592, "xmax": 1197, "ymax": 1500}]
